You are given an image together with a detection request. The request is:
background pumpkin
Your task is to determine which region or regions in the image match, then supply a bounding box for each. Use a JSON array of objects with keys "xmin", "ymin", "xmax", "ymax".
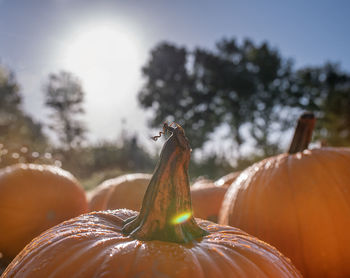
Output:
[
  {"xmin": 190, "ymin": 179, "xmax": 227, "ymax": 223},
  {"xmin": 214, "ymin": 171, "xmax": 241, "ymax": 187},
  {"xmin": 190, "ymin": 172, "xmax": 240, "ymax": 222},
  {"xmin": 2, "ymin": 124, "xmax": 301, "ymax": 278},
  {"xmin": 87, "ymin": 173, "xmax": 151, "ymax": 211},
  {"xmin": 219, "ymin": 113, "xmax": 350, "ymax": 278},
  {"xmin": 0, "ymin": 163, "xmax": 88, "ymax": 261}
]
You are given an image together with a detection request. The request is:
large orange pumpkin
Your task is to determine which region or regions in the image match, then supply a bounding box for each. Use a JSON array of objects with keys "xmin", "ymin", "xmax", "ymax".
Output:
[
  {"xmin": 219, "ymin": 113, "xmax": 350, "ymax": 278},
  {"xmin": 0, "ymin": 164, "xmax": 88, "ymax": 261},
  {"xmin": 2, "ymin": 124, "xmax": 301, "ymax": 278},
  {"xmin": 88, "ymin": 173, "xmax": 152, "ymax": 211}
]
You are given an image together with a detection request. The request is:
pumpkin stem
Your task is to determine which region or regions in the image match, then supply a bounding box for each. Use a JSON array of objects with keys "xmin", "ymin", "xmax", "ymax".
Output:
[
  {"xmin": 122, "ymin": 123, "xmax": 209, "ymax": 243},
  {"xmin": 288, "ymin": 112, "xmax": 316, "ymax": 154}
]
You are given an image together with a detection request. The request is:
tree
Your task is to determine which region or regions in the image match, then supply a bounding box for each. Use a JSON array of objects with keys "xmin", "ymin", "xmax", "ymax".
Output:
[
  {"xmin": 0, "ymin": 65, "xmax": 47, "ymax": 159},
  {"xmin": 138, "ymin": 39, "xmax": 295, "ymax": 158},
  {"xmin": 44, "ymin": 71, "xmax": 87, "ymax": 150},
  {"xmin": 291, "ymin": 63, "xmax": 350, "ymax": 146}
]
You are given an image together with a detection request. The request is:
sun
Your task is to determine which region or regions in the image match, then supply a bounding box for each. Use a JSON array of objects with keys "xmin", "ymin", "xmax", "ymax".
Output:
[{"xmin": 60, "ymin": 22, "xmax": 141, "ymax": 94}]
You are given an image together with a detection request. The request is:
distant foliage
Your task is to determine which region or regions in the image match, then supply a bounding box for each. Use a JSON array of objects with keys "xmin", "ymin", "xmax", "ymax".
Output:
[
  {"xmin": 44, "ymin": 71, "xmax": 87, "ymax": 150},
  {"xmin": 0, "ymin": 65, "xmax": 48, "ymax": 167},
  {"xmin": 139, "ymin": 39, "xmax": 350, "ymax": 159},
  {"xmin": 291, "ymin": 64, "xmax": 350, "ymax": 146},
  {"xmin": 189, "ymin": 153, "xmax": 232, "ymax": 181},
  {"xmin": 139, "ymin": 39, "xmax": 295, "ymax": 157},
  {"xmin": 89, "ymin": 135, "xmax": 156, "ymax": 173}
]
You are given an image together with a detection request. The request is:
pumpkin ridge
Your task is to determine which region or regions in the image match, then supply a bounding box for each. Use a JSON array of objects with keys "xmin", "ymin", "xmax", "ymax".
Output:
[
  {"xmin": 285, "ymin": 154, "xmax": 308, "ymax": 276},
  {"xmin": 187, "ymin": 247, "xmax": 206, "ymax": 277},
  {"xmin": 224, "ymin": 245, "xmax": 271, "ymax": 278},
  {"xmin": 286, "ymin": 149, "xmax": 344, "ymax": 277},
  {"xmin": 309, "ymin": 150, "xmax": 350, "ymax": 267},
  {"xmin": 203, "ymin": 244, "xmax": 245, "ymax": 277},
  {"xmin": 253, "ymin": 156, "xmax": 279, "ymax": 240},
  {"xmin": 311, "ymin": 150, "xmax": 350, "ymax": 210},
  {"xmin": 210, "ymin": 247, "xmax": 246, "ymax": 277},
  {"xmin": 49, "ymin": 238, "xmax": 111, "ymax": 276},
  {"xmin": 231, "ymin": 166, "xmax": 258, "ymax": 227},
  {"xmin": 118, "ymin": 240, "xmax": 141, "ymax": 277}
]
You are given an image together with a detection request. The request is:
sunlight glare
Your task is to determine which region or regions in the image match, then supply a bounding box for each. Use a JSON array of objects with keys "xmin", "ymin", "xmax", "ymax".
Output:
[
  {"xmin": 171, "ymin": 212, "xmax": 192, "ymax": 225},
  {"xmin": 56, "ymin": 21, "xmax": 143, "ymax": 141},
  {"xmin": 61, "ymin": 22, "xmax": 140, "ymax": 93}
]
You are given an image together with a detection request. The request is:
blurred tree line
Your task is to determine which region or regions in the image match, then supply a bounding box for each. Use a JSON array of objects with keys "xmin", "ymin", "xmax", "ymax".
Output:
[
  {"xmin": 1, "ymin": 37, "xmax": 350, "ymax": 184},
  {"xmin": 139, "ymin": 38, "xmax": 350, "ymax": 161},
  {"xmin": 0, "ymin": 66, "xmax": 48, "ymax": 165},
  {"xmin": 0, "ymin": 69, "xmax": 156, "ymax": 186}
]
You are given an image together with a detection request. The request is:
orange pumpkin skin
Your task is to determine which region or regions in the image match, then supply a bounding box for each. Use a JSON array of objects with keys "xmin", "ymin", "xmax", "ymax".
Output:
[
  {"xmin": 0, "ymin": 163, "xmax": 88, "ymax": 260},
  {"xmin": 191, "ymin": 178, "xmax": 213, "ymax": 189},
  {"xmin": 88, "ymin": 173, "xmax": 152, "ymax": 212},
  {"xmin": 190, "ymin": 173, "xmax": 240, "ymax": 222},
  {"xmin": 191, "ymin": 184, "xmax": 228, "ymax": 222},
  {"xmin": 2, "ymin": 209, "xmax": 301, "ymax": 278},
  {"xmin": 87, "ymin": 182, "xmax": 113, "ymax": 211},
  {"xmin": 214, "ymin": 171, "xmax": 241, "ymax": 187},
  {"xmin": 3, "ymin": 124, "xmax": 301, "ymax": 278},
  {"xmin": 219, "ymin": 147, "xmax": 350, "ymax": 278}
]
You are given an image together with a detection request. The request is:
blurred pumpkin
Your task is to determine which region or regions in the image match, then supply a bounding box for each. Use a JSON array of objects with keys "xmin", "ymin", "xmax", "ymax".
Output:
[
  {"xmin": 190, "ymin": 177, "xmax": 213, "ymax": 189},
  {"xmin": 87, "ymin": 173, "xmax": 151, "ymax": 212},
  {"xmin": 2, "ymin": 124, "xmax": 301, "ymax": 278},
  {"xmin": 190, "ymin": 172, "xmax": 240, "ymax": 222},
  {"xmin": 214, "ymin": 171, "xmax": 241, "ymax": 187},
  {"xmin": 219, "ymin": 113, "xmax": 350, "ymax": 278},
  {"xmin": 0, "ymin": 163, "xmax": 88, "ymax": 261}
]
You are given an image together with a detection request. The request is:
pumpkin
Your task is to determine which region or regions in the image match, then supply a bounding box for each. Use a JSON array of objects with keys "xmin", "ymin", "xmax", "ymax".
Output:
[
  {"xmin": 214, "ymin": 171, "xmax": 241, "ymax": 187},
  {"xmin": 88, "ymin": 173, "xmax": 152, "ymax": 212},
  {"xmin": 219, "ymin": 112, "xmax": 350, "ymax": 278},
  {"xmin": 190, "ymin": 173, "xmax": 240, "ymax": 222},
  {"xmin": 86, "ymin": 181, "xmax": 113, "ymax": 211},
  {"xmin": 2, "ymin": 124, "xmax": 301, "ymax": 278},
  {"xmin": 0, "ymin": 164, "xmax": 88, "ymax": 261},
  {"xmin": 191, "ymin": 177, "xmax": 213, "ymax": 189},
  {"xmin": 190, "ymin": 179, "xmax": 226, "ymax": 223}
]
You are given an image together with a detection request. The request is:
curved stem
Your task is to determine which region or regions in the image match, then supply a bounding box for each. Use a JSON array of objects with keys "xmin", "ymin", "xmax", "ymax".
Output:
[
  {"xmin": 122, "ymin": 124, "xmax": 209, "ymax": 243},
  {"xmin": 288, "ymin": 112, "xmax": 316, "ymax": 154}
]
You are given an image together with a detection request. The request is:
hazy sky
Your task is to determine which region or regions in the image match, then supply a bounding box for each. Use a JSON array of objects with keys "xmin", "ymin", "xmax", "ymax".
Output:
[{"xmin": 0, "ymin": 0, "xmax": 349, "ymax": 150}]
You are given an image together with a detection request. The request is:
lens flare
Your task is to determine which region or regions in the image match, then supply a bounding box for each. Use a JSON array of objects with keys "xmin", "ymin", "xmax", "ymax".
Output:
[{"xmin": 171, "ymin": 212, "xmax": 192, "ymax": 225}]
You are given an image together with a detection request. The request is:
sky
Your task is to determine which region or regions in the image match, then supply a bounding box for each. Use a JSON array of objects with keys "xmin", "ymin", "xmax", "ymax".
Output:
[{"xmin": 0, "ymin": 0, "xmax": 349, "ymax": 152}]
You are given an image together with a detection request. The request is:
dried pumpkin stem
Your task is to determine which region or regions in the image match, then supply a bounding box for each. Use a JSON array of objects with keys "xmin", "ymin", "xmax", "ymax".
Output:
[
  {"xmin": 288, "ymin": 112, "xmax": 316, "ymax": 154},
  {"xmin": 122, "ymin": 123, "xmax": 209, "ymax": 243}
]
